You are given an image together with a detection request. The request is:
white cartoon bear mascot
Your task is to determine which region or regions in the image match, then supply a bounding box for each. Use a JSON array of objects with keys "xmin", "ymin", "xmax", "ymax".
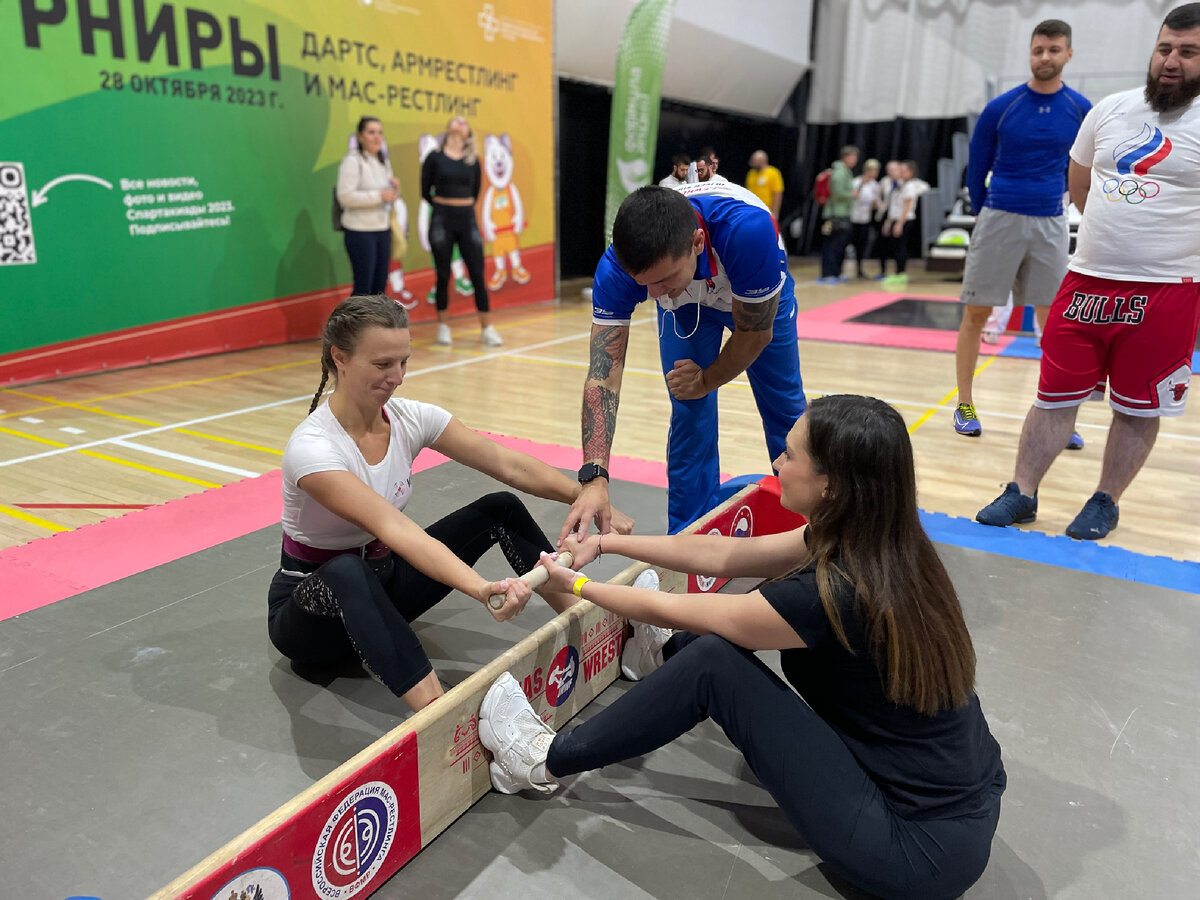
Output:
[{"xmin": 482, "ymin": 133, "xmax": 529, "ymax": 290}]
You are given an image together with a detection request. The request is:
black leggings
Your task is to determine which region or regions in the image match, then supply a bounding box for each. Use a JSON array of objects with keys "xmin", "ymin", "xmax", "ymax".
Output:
[
  {"xmin": 267, "ymin": 493, "xmax": 551, "ymax": 696},
  {"xmin": 343, "ymin": 228, "xmax": 391, "ymax": 295},
  {"xmin": 429, "ymin": 204, "xmax": 489, "ymax": 313},
  {"xmin": 547, "ymin": 632, "xmax": 1004, "ymax": 900},
  {"xmin": 880, "ymin": 219, "xmax": 916, "ymax": 274}
]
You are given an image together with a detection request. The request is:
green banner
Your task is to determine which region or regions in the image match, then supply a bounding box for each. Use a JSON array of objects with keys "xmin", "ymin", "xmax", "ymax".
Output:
[
  {"xmin": 604, "ymin": 0, "xmax": 676, "ymax": 244},
  {"xmin": 0, "ymin": 0, "xmax": 555, "ymax": 362}
]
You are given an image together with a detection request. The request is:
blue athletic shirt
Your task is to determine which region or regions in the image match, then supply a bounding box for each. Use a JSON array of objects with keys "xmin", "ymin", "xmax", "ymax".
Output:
[
  {"xmin": 591, "ymin": 181, "xmax": 793, "ymax": 325},
  {"xmin": 967, "ymin": 82, "xmax": 1091, "ymax": 217}
]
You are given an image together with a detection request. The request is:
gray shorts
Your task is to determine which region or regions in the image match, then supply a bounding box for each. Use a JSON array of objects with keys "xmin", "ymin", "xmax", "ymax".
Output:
[{"xmin": 961, "ymin": 207, "xmax": 1068, "ymax": 306}]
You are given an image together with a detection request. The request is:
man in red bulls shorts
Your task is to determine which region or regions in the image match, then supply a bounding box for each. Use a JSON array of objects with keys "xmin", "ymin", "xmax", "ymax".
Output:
[{"xmin": 978, "ymin": 2, "xmax": 1200, "ymax": 540}]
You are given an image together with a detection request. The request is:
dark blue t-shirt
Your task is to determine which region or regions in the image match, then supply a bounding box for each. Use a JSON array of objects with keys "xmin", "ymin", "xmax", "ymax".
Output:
[
  {"xmin": 759, "ymin": 566, "xmax": 1005, "ymax": 820},
  {"xmin": 967, "ymin": 82, "xmax": 1091, "ymax": 216}
]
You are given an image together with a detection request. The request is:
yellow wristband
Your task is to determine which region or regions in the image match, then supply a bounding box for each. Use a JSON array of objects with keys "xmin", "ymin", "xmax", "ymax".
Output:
[{"xmin": 571, "ymin": 575, "xmax": 590, "ymax": 597}]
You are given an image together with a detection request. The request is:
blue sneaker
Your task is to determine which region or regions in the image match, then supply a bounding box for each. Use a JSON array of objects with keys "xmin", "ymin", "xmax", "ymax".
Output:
[
  {"xmin": 1066, "ymin": 431, "xmax": 1084, "ymax": 451},
  {"xmin": 977, "ymin": 482, "xmax": 1037, "ymax": 526},
  {"xmin": 1065, "ymin": 492, "xmax": 1118, "ymax": 540},
  {"xmin": 815, "ymin": 276, "xmax": 840, "ymax": 285},
  {"xmin": 953, "ymin": 403, "xmax": 982, "ymax": 437}
]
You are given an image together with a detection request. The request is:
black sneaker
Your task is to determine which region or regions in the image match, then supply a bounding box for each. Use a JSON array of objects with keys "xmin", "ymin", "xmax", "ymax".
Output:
[
  {"xmin": 1065, "ymin": 492, "xmax": 1119, "ymax": 540},
  {"xmin": 977, "ymin": 482, "xmax": 1038, "ymax": 526}
]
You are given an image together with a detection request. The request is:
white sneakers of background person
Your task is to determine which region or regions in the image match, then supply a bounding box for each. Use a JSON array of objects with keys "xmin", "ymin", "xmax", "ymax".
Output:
[
  {"xmin": 620, "ymin": 568, "xmax": 673, "ymax": 681},
  {"xmin": 479, "ymin": 672, "xmax": 559, "ymax": 794},
  {"xmin": 481, "ymin": 325, "xmax": 503, "ymax": 347},
  {"xmin": 435, "ymin": 323, "xmax": 452, "ymax": 346}
]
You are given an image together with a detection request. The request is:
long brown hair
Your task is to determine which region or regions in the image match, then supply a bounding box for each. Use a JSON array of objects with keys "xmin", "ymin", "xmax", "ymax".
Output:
[
  {"xmin": 439, "ymin": 116, "xmax": 477, "ymax": 166},
  {"xmin": 800, "ymin": 395, "xmax": 976, "ymax": 715},
  {"xmin": 308, "ymin": 295, "xmax": 409, "ymax": 414}
]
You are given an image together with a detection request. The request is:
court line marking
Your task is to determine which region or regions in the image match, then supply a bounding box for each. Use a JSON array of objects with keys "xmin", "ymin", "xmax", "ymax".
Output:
[
  {"xmin": 0, "ymin": 396, "xmax": 310, "ymax": 468},
  {"xmin": 173, "ymin": 430, "xmax": 283, "ymax": 455},
  {"xmin": 17, "ymin": 503, "xmax": 151, "ymax": 510},
  {"xmin": 0, "ymin": 357, "xmax": 318, "ymax": 417},
  {"xmin": 111, "ymin": 439, "xmax": 261, "ymax": 478},
  {"xmin": 0, "ymin": 504, "xmax": 69, "ymax": 533},
  {"xmin": 78, "ymin": 449, "xmax": 222, "ymax": 488},
  {"xmin": 907, "ymin": 357, "xmax": 997, "ymax": 434},
  {"xmin": 1, "ymin": 394, "xmax": 287, "ymax": 456},
  {"xmin": 0, "ymin": 324, "xmax": 619, "ymax": 471},
  {"xmin": 3, "ymin": 316, "xmax": 1197, "ymax": 479}
]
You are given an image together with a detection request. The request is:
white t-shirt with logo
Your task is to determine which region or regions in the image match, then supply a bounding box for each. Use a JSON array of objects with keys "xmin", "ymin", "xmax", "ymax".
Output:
[
  {"xmin": 282, "ymin": 398, "xmax": 452, "ymax": 549},
  {"xmin": 1070, "ymin": 88, "xmax": 1200, "ymax": 282}
]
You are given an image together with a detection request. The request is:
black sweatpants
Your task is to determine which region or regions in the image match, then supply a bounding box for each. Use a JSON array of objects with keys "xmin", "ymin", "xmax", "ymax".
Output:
[
  {"xmin": 546, "ymin": 632, "xmax": 1005, "ymax": 900},
  {"xmin": 267, "ymin": 492, "xmax": 551, "ymax": 696},
  {"xmin": 429, "ymin": 204, "xmax": 489, "ymax": 313}
]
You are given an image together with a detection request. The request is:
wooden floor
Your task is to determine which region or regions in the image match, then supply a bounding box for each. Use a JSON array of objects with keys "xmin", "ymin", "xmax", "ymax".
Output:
[{"xmin": 2, "ymin": 259, "xmax": 1197, "ymax": 562}]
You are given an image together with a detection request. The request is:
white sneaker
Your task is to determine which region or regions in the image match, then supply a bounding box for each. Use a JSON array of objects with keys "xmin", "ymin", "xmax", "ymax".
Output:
[
  {"xmin": 478, "ymin": 672, "xmax": 559, "ymax": 794},
  {"xmin": 981, "ymin": 312, "xmax": 1002, "ymax": 345},
  {"xmin": 435, "ymin": 323, "xmax": 452, "ymax": 345},
  {"xmin": 481, "ymin": 325, "xmax": 503, "ymax": 347},
  {"xmin": 620, "ymin": 569, "xmax": 672, "ymax": 681}
]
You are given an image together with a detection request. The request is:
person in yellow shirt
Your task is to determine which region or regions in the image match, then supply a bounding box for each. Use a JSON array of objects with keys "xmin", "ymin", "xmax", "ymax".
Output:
[{"xmin": 745, "ymin": 150, "xmax": 784, "ymax": 220}]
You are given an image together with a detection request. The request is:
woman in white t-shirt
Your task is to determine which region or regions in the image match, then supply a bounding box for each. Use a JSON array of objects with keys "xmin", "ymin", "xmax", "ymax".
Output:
[
  {"xmin": 268, "ymin": 295, "xmax": 632, "ymax": 711},
  {"xmin": 849, "ymin": 159, "xmax": 882, "ymax": 279},
  {"xmin": 879, "ymin": 160, "xmax": 930, "ymax": 282}
]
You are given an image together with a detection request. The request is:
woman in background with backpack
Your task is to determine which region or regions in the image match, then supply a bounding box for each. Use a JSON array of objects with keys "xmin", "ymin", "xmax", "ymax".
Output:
[{"xmin": 337, "ymin": 116, "xmax": 399, "ymax": 295}]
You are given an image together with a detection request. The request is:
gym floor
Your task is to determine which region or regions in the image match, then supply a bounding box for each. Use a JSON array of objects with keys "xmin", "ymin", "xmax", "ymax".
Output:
[
  {"xmin": 1, "ymin": 462, "xmax": 1195, "ymax": 899},
  {"xmin": 1, "ymin": 265, "xmax": 1197, "ymax": 897}
]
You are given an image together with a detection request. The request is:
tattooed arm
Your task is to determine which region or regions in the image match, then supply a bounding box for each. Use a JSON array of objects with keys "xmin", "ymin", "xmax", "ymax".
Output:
[
  {"xmin": 558, "ymin": 323, "xmax": 631, "ymax": 543},
  {"xmin": 665, "ymin": 294, "xmax": 778, "ymax": 401}
]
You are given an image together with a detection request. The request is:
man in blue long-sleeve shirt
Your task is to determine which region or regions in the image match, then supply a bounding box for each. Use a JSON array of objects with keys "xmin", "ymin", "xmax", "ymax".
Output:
[{"xmin": 953, "ymin": 20, "xmax": 1091, "ymax": 439}]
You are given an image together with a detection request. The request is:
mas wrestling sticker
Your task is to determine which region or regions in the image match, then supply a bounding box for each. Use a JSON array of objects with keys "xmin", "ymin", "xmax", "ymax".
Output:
[
  {"xmin": 209, "ymin": 868, "xmax": 290, "ymax": 900},
  {"xmin": 312, "ymin": 781, "xmax": 398, "ymax": 899},
  {"xmin": 545, "ymin": 644, "xmax": 580, "ymax": 707}
]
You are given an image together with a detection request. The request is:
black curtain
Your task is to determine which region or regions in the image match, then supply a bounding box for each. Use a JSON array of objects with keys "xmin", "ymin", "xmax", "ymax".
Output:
[
  {"xmin": 556, "ymin": 76, "xmax": 966, "ymax": 277},
  {"xmin": 791, "ymin": 114, "xmax": 969, "ymax": 256},
  {"xmin": 557, "ymin": 79, "xmax": 799, "ymax": 280}
]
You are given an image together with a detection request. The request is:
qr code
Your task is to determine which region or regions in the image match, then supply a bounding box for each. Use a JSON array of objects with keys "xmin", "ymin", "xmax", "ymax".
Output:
[{"xmin": 0, "ymin": 162, "xmax": 37, "ymax": 266}]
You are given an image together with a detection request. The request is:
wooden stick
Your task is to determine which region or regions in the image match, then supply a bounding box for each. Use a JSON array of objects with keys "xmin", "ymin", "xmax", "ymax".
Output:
[
  {"xmin": 489, "ymin": 550, "xmax": 574, "ymax": 609},
  {"xmin": 146, "ymin": 482, "xmax": 782, "ymax": 900}
]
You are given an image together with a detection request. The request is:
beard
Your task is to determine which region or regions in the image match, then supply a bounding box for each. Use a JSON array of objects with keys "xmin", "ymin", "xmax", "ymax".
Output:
[
  {"xmin": 1144, "ymin": 67, "xmax": 1200, "ymax": 113},
  {"xmin": 1031, "ymin": 62, "xmax": 1062, "ymax": 84}
]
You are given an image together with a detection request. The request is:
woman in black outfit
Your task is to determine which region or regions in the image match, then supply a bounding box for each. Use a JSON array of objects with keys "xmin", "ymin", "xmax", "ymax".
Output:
[
  {"xmin": 421, "ymin": 116, "xmax": 500, "ymax": 347},
  {"xmin": 480, "ymin": 394, "xmax": 1007, "ymax": 900}
]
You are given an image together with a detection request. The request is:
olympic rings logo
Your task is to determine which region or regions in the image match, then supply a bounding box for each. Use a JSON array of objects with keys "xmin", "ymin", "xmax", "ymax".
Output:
[{"xmin": 1102, "ymin": 177, "xmax": 1160, "ymax": 204}]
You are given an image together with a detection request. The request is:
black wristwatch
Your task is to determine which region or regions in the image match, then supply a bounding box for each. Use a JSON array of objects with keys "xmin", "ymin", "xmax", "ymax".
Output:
[{"xmin": 578, "ymin": 462, "xmax": 609, "ymax": 485}]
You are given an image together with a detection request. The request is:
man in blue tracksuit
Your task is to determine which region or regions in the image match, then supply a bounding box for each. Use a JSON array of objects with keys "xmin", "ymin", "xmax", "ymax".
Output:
[
  {"xmin": 558, "ymin": 182, "xmax": 806, "ymax": 539},
  {"xmin": 953, "ymin": 19, "xmax": 1091, "ymax": 440}
]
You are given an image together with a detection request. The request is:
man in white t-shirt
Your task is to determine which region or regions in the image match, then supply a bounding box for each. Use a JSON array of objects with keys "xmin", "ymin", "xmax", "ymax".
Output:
[
  {"xmin": 687, "ymin": 147, "xmax": 729, "ymax": 184},
  {"xmin": 659, "ymin": 154, "xmax": 691, "ymax": 188},
  {"xmin": 978, "ymin": 3, "xmax": 1200, "ymax": 540}
]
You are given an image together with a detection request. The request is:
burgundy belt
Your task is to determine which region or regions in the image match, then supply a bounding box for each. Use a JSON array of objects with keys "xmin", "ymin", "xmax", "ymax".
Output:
[{"xmin": 282, "ymin": 534, "xmax": 391, "ymax": 564}]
